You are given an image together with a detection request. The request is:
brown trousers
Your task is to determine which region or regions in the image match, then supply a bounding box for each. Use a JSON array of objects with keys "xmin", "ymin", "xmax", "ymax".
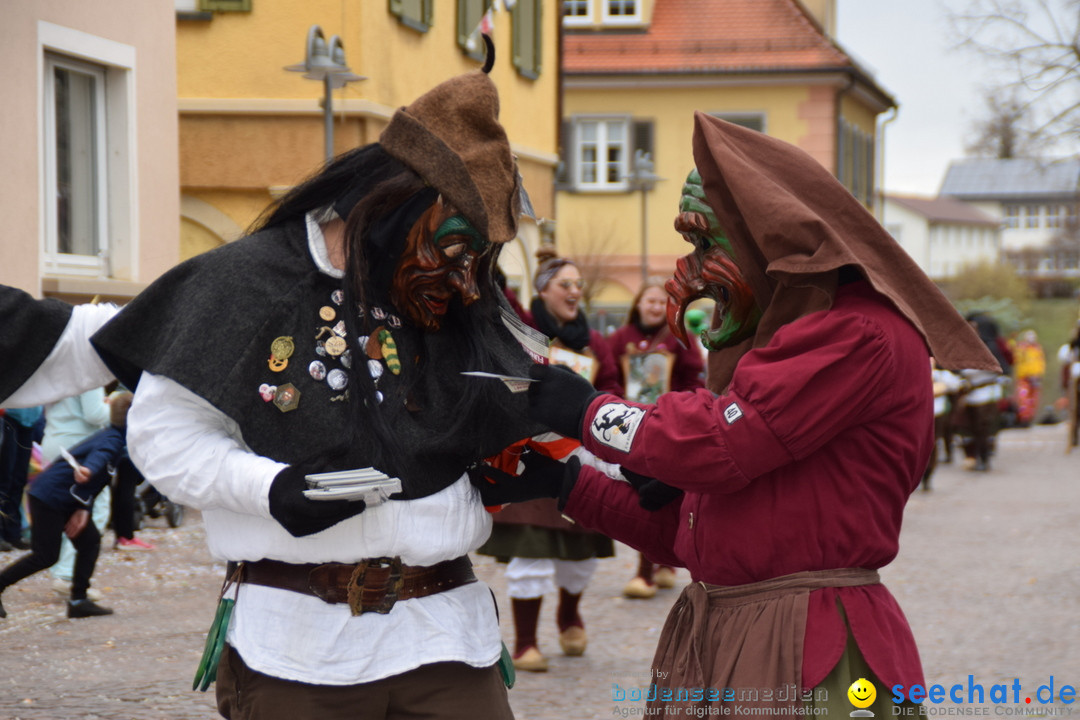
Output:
[{"xmin": 216, "ymin": 643, "xmax": 514, "ymax": 720}]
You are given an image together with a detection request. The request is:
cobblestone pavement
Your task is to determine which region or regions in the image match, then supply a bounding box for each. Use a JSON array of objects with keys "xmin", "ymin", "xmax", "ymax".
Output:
[{"xmin": 0, "ymin": 423, "xmax": 1076, "ymax": 719}]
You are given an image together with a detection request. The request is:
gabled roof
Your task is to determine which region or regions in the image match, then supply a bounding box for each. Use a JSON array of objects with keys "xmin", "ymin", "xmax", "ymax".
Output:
[
  {"xmin": 886, "ymin": 194, "xmax": 1000, "ymax": 227},
  {"xmin": 564, "ymin": 0, "xmax": 853, "ymax": 76},
  {"xmin": 939, "ymin": 158, "xmax": 1080, "ymax": 201}
]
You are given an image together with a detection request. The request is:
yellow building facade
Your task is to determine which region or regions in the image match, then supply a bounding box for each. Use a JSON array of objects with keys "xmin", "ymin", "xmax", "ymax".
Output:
[
  {"xmin": 177, "ymin": 0, "xmax": 560, "ymax": 297},
  {"xmin": 556, "ymin": 0, "xmax": 895, "ymax": 312}
]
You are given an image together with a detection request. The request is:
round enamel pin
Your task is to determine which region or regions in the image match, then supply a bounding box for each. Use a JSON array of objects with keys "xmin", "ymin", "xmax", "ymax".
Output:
[
  {"xmin": 327, "ymin": 368, "xmax": 348, "ymax": 391},
  {"xmin": 325, "ymin": 336, "xmax": 347, "ymax": 357}
]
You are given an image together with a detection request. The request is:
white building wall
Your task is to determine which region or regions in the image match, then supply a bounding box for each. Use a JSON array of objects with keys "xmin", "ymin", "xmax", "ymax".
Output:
[{"xmin": 882, "ymin": 202, "xmax": 931, "ymax": 273}]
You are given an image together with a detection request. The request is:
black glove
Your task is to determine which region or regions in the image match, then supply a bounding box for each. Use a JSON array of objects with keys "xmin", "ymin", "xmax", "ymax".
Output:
[
  {"xmin": 269, "ymin": 454, "xmax": 368, "ymax": 537},
  {"xmin": 468, "ymin": 451, "xmax": 581, "ymax": 507},
  {"xmin": 622, "ymin": 467, "xmax": 683, "ymax": 511},
  {"xmin": 527, "ymin": 364, "xmax": 601, "ymax": 440}
]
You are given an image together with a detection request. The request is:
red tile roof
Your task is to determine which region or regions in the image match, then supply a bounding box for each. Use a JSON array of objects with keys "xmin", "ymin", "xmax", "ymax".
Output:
[{"xmin": 564, "ymin": 0, "xmax": 852, "ymax": 75}]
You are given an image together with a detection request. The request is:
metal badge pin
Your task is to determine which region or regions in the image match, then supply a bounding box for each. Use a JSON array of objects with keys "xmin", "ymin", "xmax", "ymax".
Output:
[
  {"xmin": 273, "ymin": 383, "xmax": 301, "ymax": 412},
  {"xmin": 319, "ymin": 306, "xmax": 337, "ymax": 321},
  {"xmin": 270, "ymin": 336, "xmax": 295, "ymax": 360},
  {"xmin": 309, "ymin": 360, "xmax": 327, "ymax": 381}
]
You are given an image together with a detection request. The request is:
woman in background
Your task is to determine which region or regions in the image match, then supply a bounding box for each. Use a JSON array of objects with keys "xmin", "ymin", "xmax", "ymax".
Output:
[
  {"xmin": 477, "ymin": 256, "xmax": 622, "ymax": 673},
  {"xmin": 606, "ymin": 278, "xmax": 703, "ymax": 598}
]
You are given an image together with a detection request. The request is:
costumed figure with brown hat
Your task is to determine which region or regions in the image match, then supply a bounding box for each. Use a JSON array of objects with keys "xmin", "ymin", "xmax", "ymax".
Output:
[
  {"xmin": 606, "ymin": 276, "xmax": 704, "ymax": 599},
  {"xmin": 474, "ymin": 255, "xmax": 622, "ymax": 673},
  {"xmin": 471, "ymin": 114, "xmax": 1000, "ymax": 715},
  {"xmin": 89, "ymin": 44, "xmax": 543, "ymax": 719}
]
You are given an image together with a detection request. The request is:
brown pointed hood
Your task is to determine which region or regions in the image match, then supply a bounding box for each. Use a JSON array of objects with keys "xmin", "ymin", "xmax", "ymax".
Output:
[{"xmin": 691, "ymin": 112, "xmax": 999, "ymax": 391}]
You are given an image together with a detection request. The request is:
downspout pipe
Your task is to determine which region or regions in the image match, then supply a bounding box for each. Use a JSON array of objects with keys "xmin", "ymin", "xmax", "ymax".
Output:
[{"xmin": 875, "ymin": 105, "xmax": 898, "ymax": 221}]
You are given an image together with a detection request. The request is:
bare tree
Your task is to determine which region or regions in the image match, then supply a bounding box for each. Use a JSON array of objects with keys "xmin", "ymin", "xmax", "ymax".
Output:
[
  {"xmin": 965, "ymin": 87, "xmax": 1050, "ymax": 157},
  {"xmin": 949, "ymin": 0, "xmax": 1080, "ymax": 151},
  {"xmin": 558, "ymin": 217, "xmax": 623, "ymax": 310}
]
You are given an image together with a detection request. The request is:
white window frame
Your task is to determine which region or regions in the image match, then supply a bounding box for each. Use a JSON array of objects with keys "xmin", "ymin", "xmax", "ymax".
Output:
[
  {"xmin": 44, "ymin": 54, "xmax": 108, "ymax": 276},
  {"xmin": 1045, "ymin": 204, "xmax": 1061, "ymax": 228},
  {"xmin": 573, "ymin": 116, "xmax": 631, "ymax": 192},
  {"xmin": 38, "ymin": 22, "xmax": 137, "ymax": 280},
  {"xmin": 602, "ymin": 0, "xmax": 641, "ymax": 24},
  {"xmin": 1003, "ymin": 204, "xmax": 1020, "ymax": 229},
  {"xmin": 1024, "ymin": 204, "xmax": 1040, "ymax": 229},
  {"xmin": 562, "ymin": 0, "xmax": 594, "ymax": 27}
]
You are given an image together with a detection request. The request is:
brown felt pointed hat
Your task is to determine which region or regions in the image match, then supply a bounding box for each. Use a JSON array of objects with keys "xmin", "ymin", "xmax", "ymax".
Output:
[{"xmin": 379, "ymin": 63, "xmax": 521, "ymax": 244}]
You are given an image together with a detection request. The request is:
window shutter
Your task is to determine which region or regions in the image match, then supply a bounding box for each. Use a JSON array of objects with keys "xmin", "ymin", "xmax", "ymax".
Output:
[
  {"xmin": 390, "ymin": 0, "xmax": 434, "ymax": 32},
  {"xmin": 457, "ymin": 0, "xmax": 492, "ymax": 56},
  {"xmin": 200, "ymin": 0, "xmax": 251, "ymax": 11},
  {"xmin": 632, "ymin": 119, "xmax": 654, "ymax": 159},
  {"xmin": 512, "ymin": 0, "xmax": 542, "ymax": 79},
  {"xmin": 557, "ymin": 119, "xmax": 576, "ymax": 190}
]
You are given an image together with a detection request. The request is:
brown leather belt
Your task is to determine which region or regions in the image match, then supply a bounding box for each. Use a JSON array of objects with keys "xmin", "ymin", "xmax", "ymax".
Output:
[{"xmin": 225, "ymin": 556, "xmax": 476, "ymax": 616}]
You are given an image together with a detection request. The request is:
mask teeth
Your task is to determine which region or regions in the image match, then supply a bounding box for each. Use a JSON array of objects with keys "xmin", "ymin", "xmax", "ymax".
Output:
[
  {"xmin": 664, "ymin": 277, "xmax": 699, "ymax": 349},
  {"xmin": 665, "ymin": 255, "xmax": 706, "ymax": 349}
]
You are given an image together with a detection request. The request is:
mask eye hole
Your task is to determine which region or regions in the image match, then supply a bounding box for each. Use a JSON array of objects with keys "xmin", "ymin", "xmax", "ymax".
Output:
[
  {"xmin": 440, "ymin": 240, "xmax": 467, "ymax": 259},
  {"xmin": 719, "ymin": 286, "xmax": 731, "ymax": 304}
]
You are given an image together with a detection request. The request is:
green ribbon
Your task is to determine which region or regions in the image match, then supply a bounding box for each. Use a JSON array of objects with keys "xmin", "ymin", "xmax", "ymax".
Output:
[
  {"xmin": 498, "ymin": 641, "xmax": 516, "ymax": 689},
  {"xmin": 192, "ymin": 595, "xmax": 235, "ymax": 691}
]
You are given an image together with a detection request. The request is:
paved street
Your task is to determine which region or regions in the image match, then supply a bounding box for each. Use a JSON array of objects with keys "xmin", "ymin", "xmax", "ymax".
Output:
[{"xmin": 0, "ymin": 422, "xmax": 1076, "ymax": 719}]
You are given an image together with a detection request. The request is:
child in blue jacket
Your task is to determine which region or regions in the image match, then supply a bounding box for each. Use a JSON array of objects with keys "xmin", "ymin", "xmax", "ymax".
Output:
[{"xmin": 0, "ymin": 391, "xmax": 132, "ymax": 619}]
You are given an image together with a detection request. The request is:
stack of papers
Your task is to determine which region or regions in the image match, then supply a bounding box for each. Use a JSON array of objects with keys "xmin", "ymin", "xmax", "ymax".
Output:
[{"xmin": 303, "ymin": 468, "xmax": 402, "ymax": 505}]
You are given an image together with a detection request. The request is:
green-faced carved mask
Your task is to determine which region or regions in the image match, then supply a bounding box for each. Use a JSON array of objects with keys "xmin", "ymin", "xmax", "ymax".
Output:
[{"xmin": 665, "ymin": 169, "xmax": 761, "ymax": 352}]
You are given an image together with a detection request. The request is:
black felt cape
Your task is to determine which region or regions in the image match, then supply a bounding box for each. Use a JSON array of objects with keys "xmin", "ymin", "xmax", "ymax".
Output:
[
  {"xmin": 91, "ymin": 220, "xmax": 539, "ymax": 498},
  {"xmin": 1, "ymin": 285, "xmax": 73, "ymax": 402}
]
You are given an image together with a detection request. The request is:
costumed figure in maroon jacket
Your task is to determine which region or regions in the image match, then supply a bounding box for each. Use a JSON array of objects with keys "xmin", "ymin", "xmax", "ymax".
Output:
[{"xmin": 471, "ymin": 114, "xmax": 1000, "ymax": 715}]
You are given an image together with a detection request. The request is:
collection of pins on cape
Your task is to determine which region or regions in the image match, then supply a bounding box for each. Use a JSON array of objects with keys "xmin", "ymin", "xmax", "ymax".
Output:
[{"xmin": 258, "ymin": 288, "xmax": 404, "ymax": 412}]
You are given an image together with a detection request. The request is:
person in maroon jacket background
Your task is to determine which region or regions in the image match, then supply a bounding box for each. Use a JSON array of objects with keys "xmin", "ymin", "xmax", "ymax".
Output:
[
  {"xmin": 474, "ymin": 115, "xmax": 1000, "ymax": 714},
  {"xmin": 606, "ymin": 277, "xmax": 703, "ymax": 599}
]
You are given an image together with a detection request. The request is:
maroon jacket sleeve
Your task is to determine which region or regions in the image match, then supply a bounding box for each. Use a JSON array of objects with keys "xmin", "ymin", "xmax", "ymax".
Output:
[
  {"xmin": 579, "ymin": 307, "xmax": 899, "ymax": 492},
  {"xmin": 562, "ymin": 464, "xmax": 684, "ymax": 567}
]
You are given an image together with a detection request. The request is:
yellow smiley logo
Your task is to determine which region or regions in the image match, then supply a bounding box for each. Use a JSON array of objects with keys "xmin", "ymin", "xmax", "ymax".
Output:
[{"xmin": 848, "ymin": 678, "xmax": 877, "ymax": 709}]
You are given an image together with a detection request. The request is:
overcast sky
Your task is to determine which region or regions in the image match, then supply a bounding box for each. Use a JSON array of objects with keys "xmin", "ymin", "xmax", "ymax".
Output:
[{"xmin": 835, "ymin": 0, "xmax": 990, "ymax": 196}]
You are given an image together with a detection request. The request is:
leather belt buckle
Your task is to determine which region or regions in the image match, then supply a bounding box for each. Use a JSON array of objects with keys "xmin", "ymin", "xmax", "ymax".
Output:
[{"xmin": 347, "ymin": 556, "xmax": 404, "ymax": 616}]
